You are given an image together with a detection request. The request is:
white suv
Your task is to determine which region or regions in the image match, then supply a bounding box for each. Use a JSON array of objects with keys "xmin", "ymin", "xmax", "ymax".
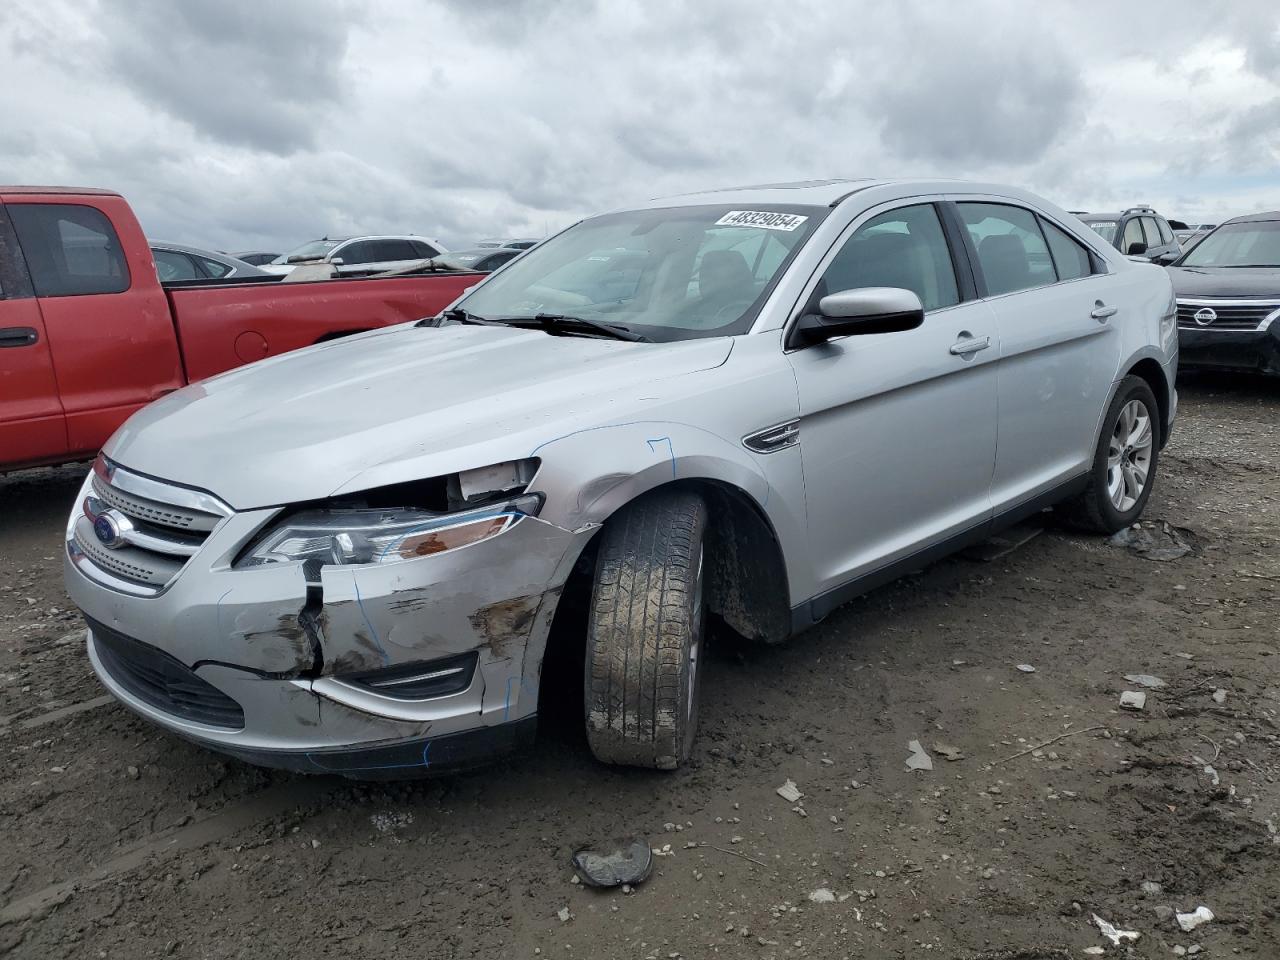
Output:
[{"xmin": 262, "ymin": 234, "xmax": 447, "ymax": 277}]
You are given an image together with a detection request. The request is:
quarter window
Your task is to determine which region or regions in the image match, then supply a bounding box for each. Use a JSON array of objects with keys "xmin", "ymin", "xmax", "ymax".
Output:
[
  {"xmin": 957, "ymin": 202, "xmax": 1055, "ymax": 296},
  {"xmin": 410, "ymin": 240, "xmax": 440, "ymax": 258},
  {"xmin": 196, "ymin": 256, "xmax": 232, "ymax": 278},
  {"xmin": 1040, "ymin": 219, "xmax": 1093, "ymax": 281},
  {"xmin": 817, "ymin": 204, "xmax": 959, "ymax": 311},
  {"xmin": 8, "ymin": 203, "xmax": 131, "ymax": 297}
]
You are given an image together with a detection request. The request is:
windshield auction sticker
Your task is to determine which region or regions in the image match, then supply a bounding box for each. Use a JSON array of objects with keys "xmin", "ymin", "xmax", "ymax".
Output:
[{"xmin": 715, "ymin": 210, "xmax": 809, "ymax": 232}]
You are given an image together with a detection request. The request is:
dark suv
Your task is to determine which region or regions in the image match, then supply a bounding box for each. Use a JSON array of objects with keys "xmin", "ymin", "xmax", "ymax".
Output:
[{"xmin": 1077, "ymin": 207, "xmax": 1182, "ymax": 264}]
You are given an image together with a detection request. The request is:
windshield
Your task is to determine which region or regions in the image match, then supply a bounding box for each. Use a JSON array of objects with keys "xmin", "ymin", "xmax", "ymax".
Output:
[
  {"xmin": 1180, "ymin": 221, "xmax": 1280, "ymax": 267},
  {"xmin": 273, "ymin": 240, "xmax": 341, "ymax": 264},
  {"xmin": 1083, "ymin": 220, "xmax": 1118, "ymax": 244},
  {"xmin": 454, "ymin": 204, "xmax": 825, "ymax": 341}
]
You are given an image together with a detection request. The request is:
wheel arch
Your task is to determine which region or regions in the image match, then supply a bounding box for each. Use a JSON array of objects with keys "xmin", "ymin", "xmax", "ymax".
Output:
[{"xmin": 1124, "ymin": 355, "xmax": 1172, "ymax": 447}]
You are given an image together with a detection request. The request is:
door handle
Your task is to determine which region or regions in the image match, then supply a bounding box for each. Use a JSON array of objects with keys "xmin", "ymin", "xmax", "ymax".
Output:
[
  {"xmin": 1091, "ymin": 303, "xmax": 1118, "ymax": 321},
  {"xmin": 0, "ymin": 326, "xmax": 39, "ymax": 348},
  {"xmin": 949, "ymin": 335, "xmax": 991, "ymax": 356}
]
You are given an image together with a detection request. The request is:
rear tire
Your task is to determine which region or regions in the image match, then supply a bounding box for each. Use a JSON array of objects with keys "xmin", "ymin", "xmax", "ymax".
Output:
[
  {"xmin": 584, "ymin": 490, "xmax": 707, "ymax": 770},
  {"xmin": 1061, "ymin": 375, "xmax": 1160, "ymax": 533}
]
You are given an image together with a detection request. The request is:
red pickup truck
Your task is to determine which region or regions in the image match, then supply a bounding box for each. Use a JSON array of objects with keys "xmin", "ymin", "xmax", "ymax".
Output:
[{"xmin": 0, "ymin": 187, "xmax": 480, "ymax": 471}]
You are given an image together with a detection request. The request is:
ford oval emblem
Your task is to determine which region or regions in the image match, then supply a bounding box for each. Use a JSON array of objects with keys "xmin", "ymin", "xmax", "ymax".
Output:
[
  {"xmin": 94, "ymin": 514, "xmax": 122, "ymax": 548},
  {"xmin": 1194, "ymin": 308, "xmax": 1216, "ymax": 326}
]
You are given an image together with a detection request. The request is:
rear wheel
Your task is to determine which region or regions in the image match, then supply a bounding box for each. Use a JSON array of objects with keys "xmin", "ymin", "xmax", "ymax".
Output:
[
  {"xmin": 1061, "ymin": 376, "xmax": 1160, "ymax": 533},
  {"xmin": 584, "ymin": 490, "xmax": 707, "ymax": 770}
]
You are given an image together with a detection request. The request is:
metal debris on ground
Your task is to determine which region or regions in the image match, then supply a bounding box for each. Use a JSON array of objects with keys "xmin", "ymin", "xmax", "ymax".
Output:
[
  {"xmin": 904, "ymin": 740, "xmax": 933, "ymax": 771},
  {"xmin": 1119, "ymin": 690, "xmax": 1147, "ymax": 711},
  {"xmin": 1123, "ymin": 673, "xmax": 1167, "ymax": 689},
  {"xmin": 1176, "ymin": 905, "xmax": 1214, "ymax": 932},
  {"xmin": 571, "ymin": 838, "xmax": 654, "ymax": 888},
  {"xmin": 932, "ymin": 742, "xmax": 964, "ymax": 761},
  {"xmin": 1091, "ymin": 913, "xmax": 1141, "ymax": 945},
  {"xmin": 1016, "ymin": 663, "xmax": 1037, "ymax": 673},
  {"xmin": 776, "ymin": 779, "xmax": 803, "ymax": 803},
  {"xmin": 1107, "ymin": 520, "xmax": 1196, "ymax": 561}
]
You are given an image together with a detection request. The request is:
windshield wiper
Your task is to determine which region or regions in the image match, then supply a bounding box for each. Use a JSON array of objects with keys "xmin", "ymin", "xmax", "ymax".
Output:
[
  {"xmin": 418, "ymin": 307, "xmax": 497, "ymax": 328},
  {"xmin": 496, "ymin": 313, "xmax": 650, "ymax": 342}
]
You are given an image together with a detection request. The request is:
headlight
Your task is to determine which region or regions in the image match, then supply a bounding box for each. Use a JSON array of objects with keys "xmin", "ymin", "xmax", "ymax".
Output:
[{"xmin": 236, "ymin": 460, "xmax": 541, "ymax": 569}]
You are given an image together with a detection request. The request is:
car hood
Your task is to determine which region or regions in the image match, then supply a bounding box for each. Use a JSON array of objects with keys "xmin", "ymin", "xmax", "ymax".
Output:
[
  {"xmin": 1167, "ymin": 265, "xmax": 1280, "ymax": 299},
  {"xmin": 104, "ymin": 324, "xmax": 734, "ymax": 509}
]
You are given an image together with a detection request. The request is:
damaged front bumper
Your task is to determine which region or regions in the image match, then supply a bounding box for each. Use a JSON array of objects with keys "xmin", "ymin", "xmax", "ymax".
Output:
[{"xmin": 64, "ymin": 468, "xmax": 593, "ymax": 777}]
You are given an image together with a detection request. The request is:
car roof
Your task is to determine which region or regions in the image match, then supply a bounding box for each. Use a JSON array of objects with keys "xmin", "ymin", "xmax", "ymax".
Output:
[
  {"xmin": 631, "ymin": 178, "xmax": 1084, "ymax": 213},
  {"xmin": 1224, "ymin": 211, "xmax": 1280, "ymax": 224},
  {"xmin": 1, "ymin": 185, "xmax": 119, "ymax": 196}
]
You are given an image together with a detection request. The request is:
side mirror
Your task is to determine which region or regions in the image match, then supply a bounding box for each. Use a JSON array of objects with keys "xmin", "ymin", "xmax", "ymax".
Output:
[
  {"xmin": 1126, "ymin": 241, "xmax": 1147, "ymax": 256},
  {"xmin": 789, "ymin": 287, "xmax": 924, "ymax": 348},
  {"xmin": 329, "ymin": 257, "xmax": 345, "ymax": 266},
  {"xmin": 1154, "ymin": 251, "xmax": 1180, "ymax": 266}
]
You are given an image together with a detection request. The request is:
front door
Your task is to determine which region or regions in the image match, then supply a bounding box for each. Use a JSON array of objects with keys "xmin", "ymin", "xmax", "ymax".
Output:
[
  {"xmin": 5, "ymin": 196, "xmax": 182, "ymax": 456},
  {"xmin": 785, "ymin": 201, "xmax": 999, "ymax": 602},
  {"xmin": 0, "ymin": 203, "xmax": 66, "ymax": 467}
]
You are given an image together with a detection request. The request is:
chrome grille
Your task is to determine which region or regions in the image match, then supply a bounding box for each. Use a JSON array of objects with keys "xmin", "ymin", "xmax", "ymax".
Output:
[
  {"xmin": 70, "ymin": 456, "xmax": 231, "ymax": 596},
  {"xmin": 1176, "ymin": 299, "xmax": 1280, "ymax": 331}
]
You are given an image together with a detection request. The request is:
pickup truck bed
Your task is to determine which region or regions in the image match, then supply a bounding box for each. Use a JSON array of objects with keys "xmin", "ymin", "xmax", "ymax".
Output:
[{"xmin": 0, "ymin": 186, "xmax": 479, "ymax": 471}]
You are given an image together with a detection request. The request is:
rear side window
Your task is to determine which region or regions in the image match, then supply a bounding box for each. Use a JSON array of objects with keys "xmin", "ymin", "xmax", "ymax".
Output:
[
  {"xmin": 195, "ymin": 256, "xmax": 232, "ymax": 278},
  {"xmin": 153, "ymin": 249, "xmax": 199, "ymax": 281},
  {"xmin": 8, "ymin": 203, "xmax": 131, "ymax": 296},
  {"xmin": 957, "ymin": 202, "xmax": 1054, "ymax": 296},
  {"xmin": 1040, "ymin": 219, "xmax": 1094, "ymax": 281},
  {"xmin": 371, "ymin": 239, "xmax": 420, "ymax": 262}
]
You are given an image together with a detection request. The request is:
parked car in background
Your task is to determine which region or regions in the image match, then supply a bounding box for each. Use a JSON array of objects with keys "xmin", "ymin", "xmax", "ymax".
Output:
[
  {"xmin": 150, "ymin": 242, "xmax": 269, "ymax": 281},
  {"xmin": 1176, "ymin": 231, "xmax": 1209, "ymax": 257},
  {"xmin": 1079, "ymin": 206, "xmax": 1182, "ymax": 263},
  {"xmin": 426, "ymin": 247, "xmax": 523, "ymax": 273},
  {"xmin": 475, "ymin": 238, "xmax": 539, "ymax": 249},
  {"xmin": 1167, "ymin": 210, "xmax": 1280, "ymax": 375},
  {"xmin": 262, "ymin": 235, "xmax": 447, "ymax": 277},
  {"xmin": 229, "ymin": 250, "xmax": 281, "ymax": 266},
  {"xmin": 0, "ymin": 186, "xmax": 484, "ymax": 472},
  {"xmin": 63, "ymin": 178, "xmax": 1178, "ymax": 778}
]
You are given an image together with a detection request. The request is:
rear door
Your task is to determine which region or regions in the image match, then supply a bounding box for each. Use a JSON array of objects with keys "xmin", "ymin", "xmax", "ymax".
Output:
[
  {"xmin": 785, "ymin": 200, "xmax": 999, "ymax": 601},
  {"xmin": 5, "ymin": 195, "xmax": 182, "ymax": 457},
  {"xmin": 0, "ymin": 202, "xmax": 67, "ymax": 467},
  {"xmin": 951, "ymin": 199, "xmax": 1122, "ymax": 510}
]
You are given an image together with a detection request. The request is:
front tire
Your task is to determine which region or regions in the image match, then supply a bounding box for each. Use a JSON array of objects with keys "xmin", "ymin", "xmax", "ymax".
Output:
[
  {"xmin": 1062, "ymin": 375, "xmax": 1160, "ymax": 533},
  {"xmin": 584, "ymin": 490, "xmax": 707, "ymax": 770}
]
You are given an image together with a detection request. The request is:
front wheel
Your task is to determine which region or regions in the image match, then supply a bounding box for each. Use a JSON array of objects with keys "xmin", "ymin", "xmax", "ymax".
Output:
[
  {"xmin": 584, "ymin": 490, "xmax": 707, "ymax": 770},
  {"xmin": 1062, "ymin": 376, "xmax": 1161, "ymax": 533}
]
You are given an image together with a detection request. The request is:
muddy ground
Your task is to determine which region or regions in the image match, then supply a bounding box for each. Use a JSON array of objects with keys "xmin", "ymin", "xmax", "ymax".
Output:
[{"xmin": 1, "ymin": 372, "xmax": 1277, "ymax": 959}]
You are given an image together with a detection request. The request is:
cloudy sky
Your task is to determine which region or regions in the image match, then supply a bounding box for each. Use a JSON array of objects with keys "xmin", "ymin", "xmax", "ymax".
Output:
[{"xmin": 2, "ymin": 0, "xmax": 1278, "ymax": 254}]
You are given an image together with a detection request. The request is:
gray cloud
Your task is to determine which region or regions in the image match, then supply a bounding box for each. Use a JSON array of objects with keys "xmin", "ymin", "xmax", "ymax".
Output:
[
  {"xmin": 2, "ymin": 0, "xmax": 1278, "ymax": 252},
  {"xmin": 97, "ymin": 0, "xmax": 357, "ymax": 154}
]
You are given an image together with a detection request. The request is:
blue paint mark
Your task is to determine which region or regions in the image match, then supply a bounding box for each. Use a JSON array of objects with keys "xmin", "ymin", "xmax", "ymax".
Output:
[
  {"xmin": 421, "ymin": 741, "xmax": 431, "ymax": 768},
  {"xmin": 351, "ymin": 572, "xmax": 390, "ymax": 667},
  {"xmin": 646, "ymin": 436, "xmax": 676, "ymax": 478}
]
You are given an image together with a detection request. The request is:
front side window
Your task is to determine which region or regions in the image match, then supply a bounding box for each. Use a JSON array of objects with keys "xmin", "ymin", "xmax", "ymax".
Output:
[
  {"xmin": 335, "ymin": 240, "xmax": 377, "ymax": 265},
  {"xmin": 1180, "ymin": 221, "xmax": 1280, "ymax": 267},
  {"xmin": 958, "ymin": 202, "xmax": 1055, "ymax": 296},
  {"xmin": 8, "ymin": 203, "xmax": 130, "ymax": 297},
  {"xmin": 456, "ymin": 204, "xmax": 825, "ymax": 342},
  {"xmin": 1157, "ymin": 218, "xmax": 1175, "ymax": 245},
  {"xmin": 817, "ymin": 203, "xmax": 959, "ymax": 311},
  {"xmin": 1141, "ymin": 217, "xmax": 1163, "ymax": 249},
  {"xmin": 1040, "ymin": 219, "xmax": 1093, "ymax": 281},
  {"xmin": 1122, "ymin": 218, "xmax": 1145, "ymax": 254}
]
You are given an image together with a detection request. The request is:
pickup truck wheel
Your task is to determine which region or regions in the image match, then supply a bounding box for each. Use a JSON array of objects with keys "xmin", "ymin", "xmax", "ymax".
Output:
[
  {"xmin": 1061, "ymin": 376, "xmax": 1160, "ymax": 534},
  {"xmin": 584, "ymin": 490, "xmax": 707, "ymax": 770}
]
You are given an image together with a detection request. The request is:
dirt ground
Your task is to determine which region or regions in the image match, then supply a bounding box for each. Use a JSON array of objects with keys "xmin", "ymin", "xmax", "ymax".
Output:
[{"xmin": 1, "ymin": 372, "xmax": 1277, "ymax": 959}]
